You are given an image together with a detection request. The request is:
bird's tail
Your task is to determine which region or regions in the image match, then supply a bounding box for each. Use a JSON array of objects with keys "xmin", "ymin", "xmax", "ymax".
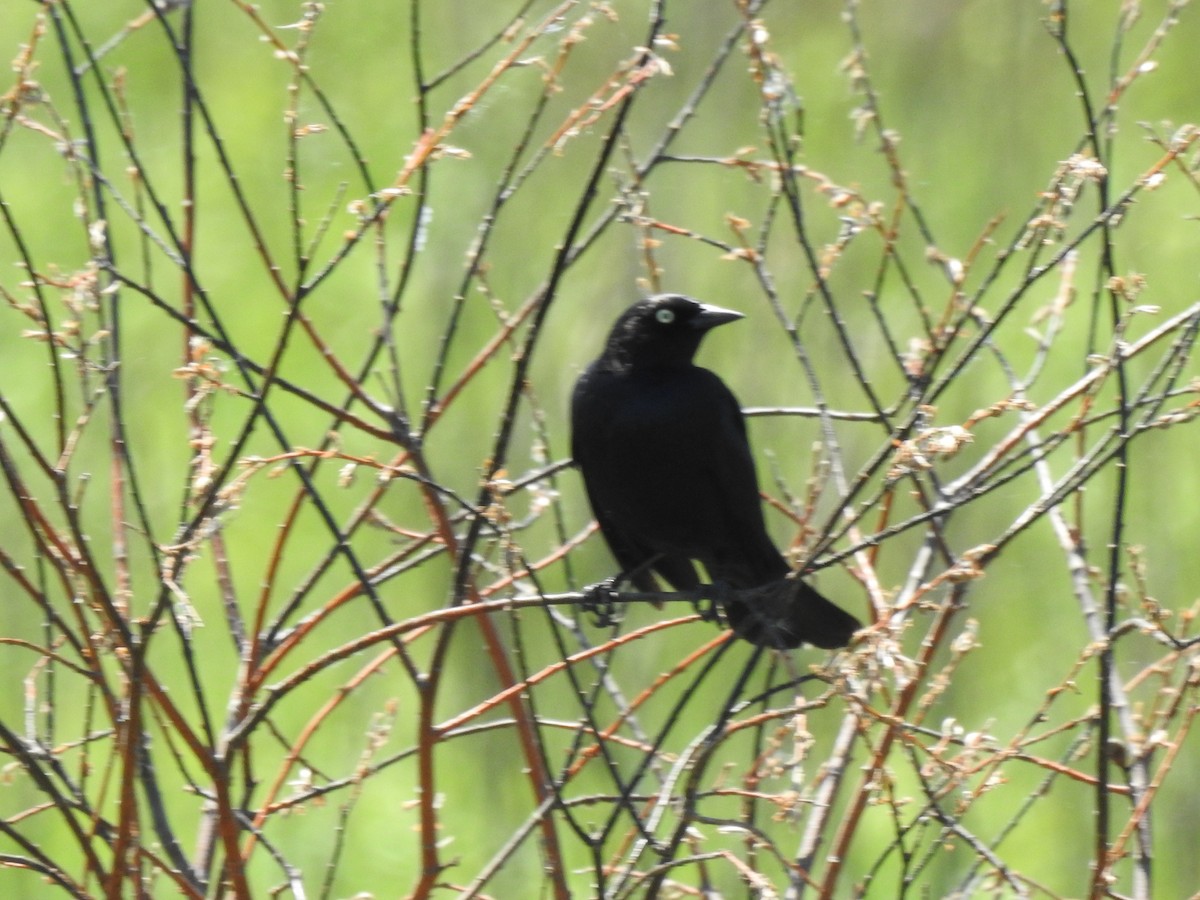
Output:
[{"xmin": 723, "ymin": 577, "xmax": 861, "ymax": 650}]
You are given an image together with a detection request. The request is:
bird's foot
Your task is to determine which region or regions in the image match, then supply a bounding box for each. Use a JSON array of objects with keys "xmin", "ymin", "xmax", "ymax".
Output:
[
  {"xmin": 581, "ymin": 578, "xmax": 624, "ymax": 628},
  {"xmin": 695, "ymin": 581, "xmax": 731, "ymax": 624}
]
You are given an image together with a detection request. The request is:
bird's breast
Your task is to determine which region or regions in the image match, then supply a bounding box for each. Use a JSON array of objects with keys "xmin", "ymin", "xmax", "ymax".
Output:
[{"xmin": 573, "ymin": 370, "xmax": 739, "ymax": 553}]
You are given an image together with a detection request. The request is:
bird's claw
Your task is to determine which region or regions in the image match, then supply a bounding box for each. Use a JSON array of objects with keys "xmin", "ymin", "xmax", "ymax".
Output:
[
  {"xmin": 582, "ymin": 579, "xmax": 623, "ymax": 628},
  {"xmin": 695, "ymin": 581, "xmax": 731, "ymax": 623}
]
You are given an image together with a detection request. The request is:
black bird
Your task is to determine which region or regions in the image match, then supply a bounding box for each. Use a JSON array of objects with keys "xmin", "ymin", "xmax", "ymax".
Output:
[{"xmin": 571, "ymin": 294, "xmax": 861, "ymax": 649}]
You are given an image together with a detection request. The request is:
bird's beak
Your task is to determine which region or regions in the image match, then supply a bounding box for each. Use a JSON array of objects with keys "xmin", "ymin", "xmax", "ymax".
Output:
[{"xmin": 692, "ymin": 303, "xmax": 745, "ymax": 330}]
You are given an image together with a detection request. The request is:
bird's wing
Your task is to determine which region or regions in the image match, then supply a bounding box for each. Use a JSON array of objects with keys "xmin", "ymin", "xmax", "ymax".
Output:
[{"xmin": 690, "ymin": 369, "xmax": 790, "ymax": 585}]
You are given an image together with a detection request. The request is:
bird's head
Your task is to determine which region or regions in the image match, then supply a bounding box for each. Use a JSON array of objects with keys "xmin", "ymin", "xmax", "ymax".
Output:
[{"xmin": 600, "ymin": 294, "xmax": 744, "ymax": 370}]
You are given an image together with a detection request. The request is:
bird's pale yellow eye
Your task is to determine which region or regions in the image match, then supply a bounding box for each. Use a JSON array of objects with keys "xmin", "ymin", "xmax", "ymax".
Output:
[{"xmin": 655, "ymin": 308, "xmax": 675, "ymax": 324}]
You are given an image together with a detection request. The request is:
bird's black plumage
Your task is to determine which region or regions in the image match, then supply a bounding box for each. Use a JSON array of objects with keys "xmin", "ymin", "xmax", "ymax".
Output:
[{"xmin": 571, "ymin": 294, "xmax": 860, "ymax": 649}]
